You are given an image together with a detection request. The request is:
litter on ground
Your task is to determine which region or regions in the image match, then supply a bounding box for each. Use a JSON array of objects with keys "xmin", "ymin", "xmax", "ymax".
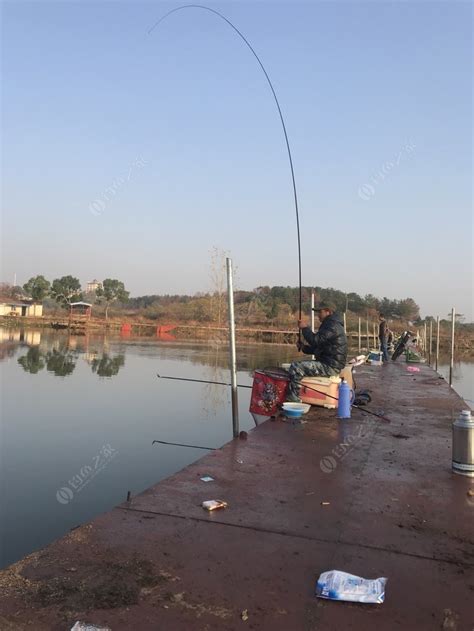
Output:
[{"xmin": 316, "ymin": 570, "xmax": 387, "ymax": 604}]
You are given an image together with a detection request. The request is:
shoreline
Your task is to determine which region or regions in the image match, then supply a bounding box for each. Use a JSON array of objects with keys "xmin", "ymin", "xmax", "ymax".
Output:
[{"xmin": 1, "ymin": 315, "xmax": 472, "ymax": 350}]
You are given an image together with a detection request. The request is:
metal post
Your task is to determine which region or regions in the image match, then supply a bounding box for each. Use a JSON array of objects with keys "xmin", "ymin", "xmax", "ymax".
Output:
[
  {"xmin": 358, "ymin": 317, "xmax": 361, "ymax": 353},
  {"xmin": 449, "ymin": 307, "xmax": 455, "ymax": 386},
  {"xmin": 311, "ymin": 292, "xmax": 315, "ymax": 360},
  {"xmin": 435, "ymin": 316, "xmax": 440, "ymax": 372},
  {"xmin": 373, "ymin": 322, "xmax": 377, "ymax": 348},
  {"xmin": 226, "ymin": 258, "xmax": 239, "ymax": 437},
  {"xmin": 366, "ymin": 317, "xmax": 370, "ymax": 351},
  {"xmin": 429, "ymin": 320, "xmax": 433, "ymax": 365},
  {"xmin": 343, "ymin": 312, "xmax": 347, "ymax": 334},
  {"xmin": 424, "ymin": 322, "xmax": 427, "ymax": 356}
]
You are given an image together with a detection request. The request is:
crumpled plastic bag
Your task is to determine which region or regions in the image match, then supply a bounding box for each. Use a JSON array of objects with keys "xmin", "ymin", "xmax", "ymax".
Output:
[{"xmin": 316, "ymin": 570, "xmax": 387, "ymax": 604}]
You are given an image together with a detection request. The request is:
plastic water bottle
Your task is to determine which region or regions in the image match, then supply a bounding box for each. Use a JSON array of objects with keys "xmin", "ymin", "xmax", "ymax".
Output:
[{"xmin": 337, "ymin": 379, "xmax": 353, "ymax": 419}]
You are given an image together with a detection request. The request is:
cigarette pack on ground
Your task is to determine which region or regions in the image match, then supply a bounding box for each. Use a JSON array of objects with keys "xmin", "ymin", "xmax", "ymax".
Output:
[
  {"xmin": 202, "ymin": 500, "xmax": 228, "ymax": 511},
  {"xmin": 316, "ymin": 570, "xmax": 387, "ymax": 604}
]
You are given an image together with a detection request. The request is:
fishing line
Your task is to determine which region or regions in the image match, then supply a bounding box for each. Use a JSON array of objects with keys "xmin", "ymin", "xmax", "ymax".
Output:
[{"xmin": 149, "ymin": 4, "xmax": 303, "ymax": 331}]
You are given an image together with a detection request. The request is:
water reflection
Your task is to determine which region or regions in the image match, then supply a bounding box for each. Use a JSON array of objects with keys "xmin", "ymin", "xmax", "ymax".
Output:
[
  {"xmin": 0, "ymin": 328, "xmax": 41, "ymax": 346},
  {"xmin": 16, "ymin": 347, "xmax": 126, "ymax": 379},
  {"xmin": 2, "ymin": 330, "xmax": 285, "ymax": 570},
  {"xmin": 17, "ymin": 347, "xmax": 46, "ymax": 374},
  {"xmin": 90, "ymin": 354, "xmax": 125, "ymax": 378},
  {"xmin": 0, "ymin": 327, "xmax": 41, "ymax": 360},
  {"xmin": 5, "ymin": 328, "xmax": 126, "ymax": 379},
  {"xmin": 3, "ymin": 326, "xmax": 289, "ymax": 377},
  {"xmin": 3, "ymin": 327, "xmax": 473, "ymax": 400},
  {"xmin": 437, "ymin": 355, "xmax": 474, "ymax": 406},
  {"xmin": 201, "ymin": 340, "xmax": 229, "ymax": 417},
  {"xmin": 44, "ymin": 349, "xmax": 78, "ymax": 377}
]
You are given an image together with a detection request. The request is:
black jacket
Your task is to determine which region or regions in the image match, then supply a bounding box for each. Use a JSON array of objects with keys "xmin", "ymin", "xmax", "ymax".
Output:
[
  {"xmin": 301, "ymin": 313, "xmax": 348, "ymax": 370},
  {"xmin": 379, "ymin": 320, "xmax": 388, "ymax": 340}
]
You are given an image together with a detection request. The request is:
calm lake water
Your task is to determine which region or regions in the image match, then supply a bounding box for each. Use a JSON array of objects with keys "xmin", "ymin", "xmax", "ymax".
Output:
[
  {"xmin": 436, "ymin": 357, "xmax": 474, "ymax": 407},
  {"xmin": 0, "ymin": 327, "xmax": 472, "ymax": 569},
  {"xmin": 0, "ymin": 328, "xmax": 299, "ymax": 569}
]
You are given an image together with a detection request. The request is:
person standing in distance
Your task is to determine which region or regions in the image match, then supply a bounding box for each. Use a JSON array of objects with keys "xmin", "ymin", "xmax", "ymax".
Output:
[{"xmin": 378, "ymin": 313, "xmax": 390, "ymax": 362}]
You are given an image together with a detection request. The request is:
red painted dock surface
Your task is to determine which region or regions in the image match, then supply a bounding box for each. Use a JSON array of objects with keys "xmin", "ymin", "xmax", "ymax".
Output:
[{"xmin": 0, "ymin": 363, "xmax": 473, "ymax": 630}]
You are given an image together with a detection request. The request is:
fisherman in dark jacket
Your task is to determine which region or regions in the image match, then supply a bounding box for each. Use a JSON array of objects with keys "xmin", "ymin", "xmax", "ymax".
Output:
[{"xmin": 286, "ymin": 302, "xmax": 348, "ymax": 403}]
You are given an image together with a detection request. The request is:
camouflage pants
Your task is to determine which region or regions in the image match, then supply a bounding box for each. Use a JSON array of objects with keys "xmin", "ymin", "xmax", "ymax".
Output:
[{"xmin": 287, "ymin": 360, "xmax": 340, "ymax": 401}]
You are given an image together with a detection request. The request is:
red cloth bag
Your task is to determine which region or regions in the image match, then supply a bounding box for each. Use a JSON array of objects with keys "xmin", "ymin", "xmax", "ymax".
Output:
[{"xmin": 249, "ymin": 370, "xmax": 288, "ymax": 416}]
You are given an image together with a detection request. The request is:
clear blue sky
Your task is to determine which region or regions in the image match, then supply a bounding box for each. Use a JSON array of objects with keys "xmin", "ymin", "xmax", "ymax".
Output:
[{"xmin": 1, "ymin": 1, "xmax": 472, "ymax": 319}]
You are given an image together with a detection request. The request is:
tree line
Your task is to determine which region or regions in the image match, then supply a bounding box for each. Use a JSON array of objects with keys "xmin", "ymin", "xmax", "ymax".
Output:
[
  {"xmin": 1, "ymin": 276, "xmax": 129, "ymax": 320},
  {"xmin": 3, "ymin": 277, "xmax": 471, "ymax": 329},
  {"xmin": 127, "ymin": 286, "xmax": 422, "ymax": 325}
]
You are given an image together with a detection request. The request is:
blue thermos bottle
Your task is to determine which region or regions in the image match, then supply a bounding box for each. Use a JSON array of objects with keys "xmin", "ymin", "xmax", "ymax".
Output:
[{"xmin": 338, "ymin": 379, "xmax": 354, "ymax": 419}]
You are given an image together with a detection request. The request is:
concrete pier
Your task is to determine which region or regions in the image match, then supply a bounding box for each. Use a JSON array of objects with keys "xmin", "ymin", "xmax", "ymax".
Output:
[{"xmin": 0, "ymin": 363, "xmax": 472, "ymax": 630}]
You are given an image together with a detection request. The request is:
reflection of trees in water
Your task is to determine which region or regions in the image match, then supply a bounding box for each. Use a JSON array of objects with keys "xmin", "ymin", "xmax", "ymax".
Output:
[
  {"xmin": 202, "ymin": 378, "xmax": 227, "ymax": 418},
  {"xmin": 91, "ymin": 354, "xmax": 125, "ymax": 377},
  {"xmin": 18, "ymin": 347, "xmax": 78, "ymax": 377},
  {"xmin": 45, "ymin": 349, "xmax": 77, "ymax": 377},
  {"xmin": 16, "ymin": 343, "xmax": 125, "ymax": 379},
  {"xmin": 17, "ymin": 347, "xmax": 46, "ymax": 374},
  {"xmin": 201, "ymin": 341, "xmax": 228, "ymax": 417}
]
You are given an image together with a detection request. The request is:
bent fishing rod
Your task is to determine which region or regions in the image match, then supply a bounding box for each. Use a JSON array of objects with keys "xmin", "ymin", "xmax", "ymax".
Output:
[{"xmin": 149, "ymin": 4, "xmax": 303, "ymax": 335}]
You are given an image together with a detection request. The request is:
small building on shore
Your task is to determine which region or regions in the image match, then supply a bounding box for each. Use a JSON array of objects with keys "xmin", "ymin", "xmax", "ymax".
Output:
[
  {"xmin": 69, "ymin": 301, "xmax": 92, "ymax": 320},
  {"xmin": 0, "ymin": 301, "xmax": 43, "ymax": 317}
]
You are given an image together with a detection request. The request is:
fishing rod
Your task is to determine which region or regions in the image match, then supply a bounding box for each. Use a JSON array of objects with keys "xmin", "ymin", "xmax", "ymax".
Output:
[
  {"xmin": 157, "ymin": 372, "xmax": 391, "ymax": 422},
  {"xmin": 152, "ymin": 439, "xmax": 216, "ymax": 450},
  {"xmin": 149, "ymin": 4, "xmax": 303, "ymax": 336},
  {"xmin": 351, "ymin": 405, "xmax": 390, "ymax": 423},
  {"xmin": 157, "ymin": 373, "xmax": 252, "ymax": 388}
]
